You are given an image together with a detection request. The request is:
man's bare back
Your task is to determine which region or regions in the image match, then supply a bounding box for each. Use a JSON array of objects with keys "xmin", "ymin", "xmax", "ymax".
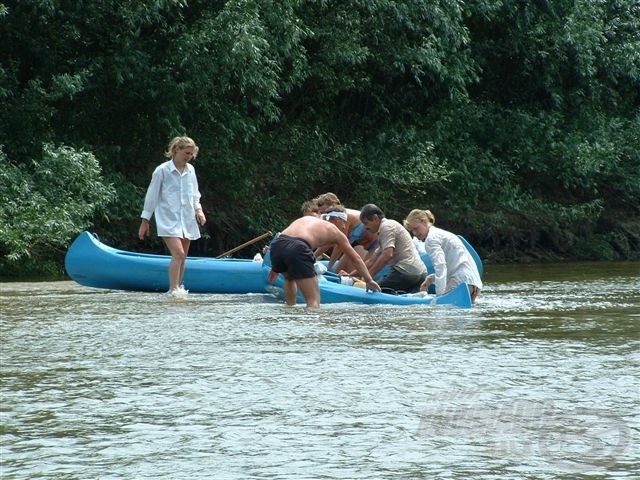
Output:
[
  {"xmin": 280, "ymin": 216, "xmax": 347, "ymax": 251},
  {"xmin": 269, "ymin": 215, "xmax": 381, "ymax": 307}
]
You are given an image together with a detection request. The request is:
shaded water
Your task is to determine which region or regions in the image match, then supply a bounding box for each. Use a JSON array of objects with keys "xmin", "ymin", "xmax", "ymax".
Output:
[{"xmin": 1, "ymin": 261, "xmax": 639, "ymax": 479}]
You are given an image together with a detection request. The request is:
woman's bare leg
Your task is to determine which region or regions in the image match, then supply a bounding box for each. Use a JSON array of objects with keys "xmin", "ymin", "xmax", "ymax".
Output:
[
  {"xmin": 163, "ymin": 237, "xmax": 190, "ymax": 291},
  {"xmin": 178, "ymin": 238, "xmax": 191, "ymax": 286}
]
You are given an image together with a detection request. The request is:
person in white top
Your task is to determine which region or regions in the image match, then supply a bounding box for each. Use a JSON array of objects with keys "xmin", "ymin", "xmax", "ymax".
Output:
[
  {"xmin": 138, "ymin": 136, "xmax": 206, "ymax": 295},
  {"xmin": 403, "ymin": 209, "xmax": 483, "ymax": 304}
]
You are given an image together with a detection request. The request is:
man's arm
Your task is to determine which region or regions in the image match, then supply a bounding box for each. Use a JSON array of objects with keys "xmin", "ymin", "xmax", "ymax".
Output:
[
  {"xmin": 365, "ymin": 246, "xmax": 393, "ymax": 278},
  {"xmin": 327, "ymin": 244, "xmax": 344, "ymax": 270},
  {"xmin": 334, "ymin": 233, "xmax": 381, "ymax": 292}
]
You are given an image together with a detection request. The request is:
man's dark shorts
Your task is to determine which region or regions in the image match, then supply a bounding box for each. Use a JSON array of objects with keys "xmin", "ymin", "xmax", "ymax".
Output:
[
  {"xmin": 379, "ymin": 268, "xmax": 427, "ymax": 294},
  {"xmin": 270, "ymin": 234, "xmax": 316, "ymax": 279}
]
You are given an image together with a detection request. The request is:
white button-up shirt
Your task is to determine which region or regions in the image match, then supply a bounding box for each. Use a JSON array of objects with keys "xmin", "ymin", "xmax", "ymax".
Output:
[
  {"xmin": 424, "ymin": 226, "xmax": 483, "ymax": 295},
  {"xmin": 140, "ymin": 160, "xmax": 203, "ymax": 239}
]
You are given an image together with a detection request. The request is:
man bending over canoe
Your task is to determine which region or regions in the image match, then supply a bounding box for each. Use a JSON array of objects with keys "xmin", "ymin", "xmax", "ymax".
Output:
[{"xmin": 268, "ymin": 207, "xmax": 381, "ymax": 308}]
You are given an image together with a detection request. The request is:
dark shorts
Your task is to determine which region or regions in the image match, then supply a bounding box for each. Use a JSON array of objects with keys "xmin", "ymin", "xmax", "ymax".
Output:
[
  {"xmin": 270, "ymin": 234, "xmax": 316, "ymax": 279},
  {"xmin": 379, "ymin": 269, "xmax": 427, "ymax": 294}
]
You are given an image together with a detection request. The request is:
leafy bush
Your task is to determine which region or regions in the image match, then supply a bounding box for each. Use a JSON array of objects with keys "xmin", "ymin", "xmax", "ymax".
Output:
[{"xmin": 0, "ymin": 144, "xmax": 114, "ymax": 262}]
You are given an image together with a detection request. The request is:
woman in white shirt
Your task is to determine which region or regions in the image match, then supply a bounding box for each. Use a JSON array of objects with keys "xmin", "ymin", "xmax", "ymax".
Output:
[
  {"xmin": 138, "ymin": 136, "xmax": 206, "ymax": 296},
  {"xmin": 403, "ymin": 209, "xmax": 483, "ymax": 304}
]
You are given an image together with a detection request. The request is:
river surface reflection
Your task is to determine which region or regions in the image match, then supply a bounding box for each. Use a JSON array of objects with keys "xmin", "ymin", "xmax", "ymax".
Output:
[{"xmin": 1, "ymin": 261, "xmax": 639, "ymax": 479}]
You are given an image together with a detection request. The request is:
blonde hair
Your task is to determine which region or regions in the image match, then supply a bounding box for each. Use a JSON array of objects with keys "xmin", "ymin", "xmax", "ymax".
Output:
[
  {"xmin": 403, "ymin": 209, "xmax": 435, "ymax": 229},
  {"xmin": 315, "ymin": 192, "xmax": 341, "ymax": 208},
  {"xmin": 165, "ymin": 136, "xmax": 199, "ymax": 159},
  {"xmin": 324, "ymin": 203, "xmax": 346, "ymax": 214}
]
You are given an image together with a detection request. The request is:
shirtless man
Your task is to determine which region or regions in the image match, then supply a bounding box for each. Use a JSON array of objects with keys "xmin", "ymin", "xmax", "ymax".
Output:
[{"xmin": 268, "ymin": 209, "xmax": 381, "ymax": 308}]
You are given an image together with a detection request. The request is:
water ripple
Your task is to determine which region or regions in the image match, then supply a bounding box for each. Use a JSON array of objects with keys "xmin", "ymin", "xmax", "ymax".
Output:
[{"xmin": 2, "ymin": 263, "xmax": 639, "ymax": 479}]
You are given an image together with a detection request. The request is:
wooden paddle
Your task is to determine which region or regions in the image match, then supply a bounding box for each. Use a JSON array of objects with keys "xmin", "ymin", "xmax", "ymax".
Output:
[{"xmin": 216, "ymin": 231, "xmax": 273, "ymax": 258}]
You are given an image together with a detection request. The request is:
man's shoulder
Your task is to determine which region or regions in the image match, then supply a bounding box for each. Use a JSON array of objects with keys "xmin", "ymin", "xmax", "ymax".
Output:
[
  {"xmin": 293, "ymin": 215, "xmax": 322, "ymax": 227},
  {"xmin": 381, "ymin": 218, "xmax": 403, "ymax": 231}
]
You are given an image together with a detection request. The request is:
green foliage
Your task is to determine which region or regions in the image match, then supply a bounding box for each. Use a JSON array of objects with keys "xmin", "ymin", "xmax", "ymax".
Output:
[
  {"xmin": 574, "ymin": 232, "xmax": 633, "ymax": 261},
  {"xmin": 90, "ymin": 171, "xmax": 150, "ymax": 251},
  {"xmin": 467, "ymin": 0, "xmax": 640, "ymax": 109},
  {"xmin": 0, "ymin": 0, "xmax": 638, "ymax": 271},
  {"xmin": 424, "ymin": 98, "xmax": 639, "ymax": 258},
  {"xmin": 0, "ymin": 144, "xmax": 114, "ymax": 262}
]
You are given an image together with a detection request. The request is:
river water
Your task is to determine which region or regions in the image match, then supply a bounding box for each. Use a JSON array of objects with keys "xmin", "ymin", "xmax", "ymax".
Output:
[{"xmin": 1, "ymin": 261, "xmax": 639, "ymax": 479}]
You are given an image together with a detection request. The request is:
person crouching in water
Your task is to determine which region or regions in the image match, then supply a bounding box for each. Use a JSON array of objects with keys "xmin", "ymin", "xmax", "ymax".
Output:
[{"xmin": 403, "ymin": 209, "xmax": 483, "ymax": 304}]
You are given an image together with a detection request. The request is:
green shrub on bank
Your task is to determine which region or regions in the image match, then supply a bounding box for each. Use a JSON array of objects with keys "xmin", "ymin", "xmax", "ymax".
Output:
[{"xmin": 0, "ymin": 144, "xmax": 114, "ymax": 262}]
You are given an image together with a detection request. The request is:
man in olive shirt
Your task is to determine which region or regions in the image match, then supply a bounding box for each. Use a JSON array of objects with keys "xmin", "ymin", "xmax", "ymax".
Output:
[{"xmin": 359, "ymin": 203, "xmax": 427, "ymax": 293}]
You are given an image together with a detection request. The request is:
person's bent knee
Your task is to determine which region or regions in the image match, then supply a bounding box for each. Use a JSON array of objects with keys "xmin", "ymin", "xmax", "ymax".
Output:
[
  {"xmin": 173, "ymin": 250, "xmax": 187, "ymax": 262},
  {"xmin": 469, "ymin": 285, "xmax": 480, "ymax": 304}
]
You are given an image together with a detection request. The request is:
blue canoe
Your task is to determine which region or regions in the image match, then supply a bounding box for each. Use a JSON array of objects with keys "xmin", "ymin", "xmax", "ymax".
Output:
[
  {"xmin": 65, "ymin": 231, "xmax": 267, "ymax": 293},
  {"xmin": 262, "ymin": 252, "xmax": 473, "ymax": 308}
]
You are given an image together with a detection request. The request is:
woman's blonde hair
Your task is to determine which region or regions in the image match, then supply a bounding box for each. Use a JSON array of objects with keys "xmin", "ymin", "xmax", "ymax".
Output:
[
  {"xmin": 315, "ymin": 192, "xmax": 341, "ymax": 208},
  {"xmin": 403, "ymin": 209, "xmax": 435, "ymax": 229},
  {"xmin": 165, "ymin": 136, "xmax": 199, "ymax": 158}
]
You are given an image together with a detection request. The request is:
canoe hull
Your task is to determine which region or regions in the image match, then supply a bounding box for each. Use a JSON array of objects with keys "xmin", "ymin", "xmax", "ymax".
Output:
[
  {"xmin": 65, "ymin": 232, "xmax": 266, "ymax": 293},
  {"xmin": 262, "ymin": 256, "xmax": 472, "ymax": 308}
]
